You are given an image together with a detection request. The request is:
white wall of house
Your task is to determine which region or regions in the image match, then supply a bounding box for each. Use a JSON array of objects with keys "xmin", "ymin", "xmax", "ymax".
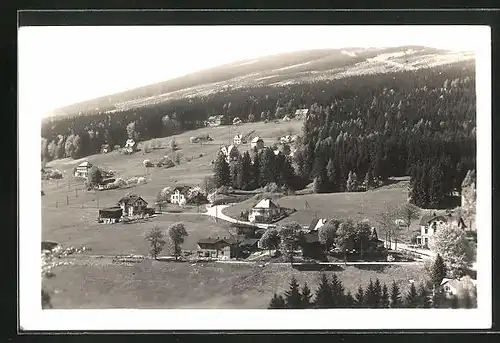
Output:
[{"xmin": 170, "ymin": 190, "xmax": 186, "ymax": 205}]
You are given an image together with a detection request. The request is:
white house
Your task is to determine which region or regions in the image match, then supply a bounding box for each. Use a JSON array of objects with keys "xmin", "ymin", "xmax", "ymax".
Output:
[
  {"xmin": 117, "ymin": 194, "xmax": 148, "ymax": 217},
  {"xmin": 233, "ymin": 134, "xmax": 243, "ymax": 145},
  {"xmin": 74, "ymin": 161, "xmax": 93, "ymax": 178},
  {"xmin": 417, "ymin": 213, "xmax": 467, "ymax": 247},
  {"xmin": 220, "ymin": 144, "xmax": 240, "ymax": 164},
  {"xmin": 250, "ymin": 137, "xmax": 265, "ymax": 150},
  {"xmin": 441, "ymin": 276, "xmax": 477, "ymax": 297},
  {"xmin": 248, "ymin": 198, "xmax": 282, "ymax": 224},
  {"xmin": 206, "ymin": 115, "xmax": 223, "ymax": 127},
  {"xmin": 170, "ymin": 186, "xmax": 190, "ymax": 205},
  {"xmin": 124, "ymin": 139, "xmax": 137, "ymax": 154},
  {"xmin": 233, "ymin": 117, "xmax": 242, "ymax": 125},
  {"xmin": 307, "ymin": 218, "xmax": 327, "ymax": 232},
  {"xmin": 294, "ymin": 109, "xmax": 309, "ymax": 117}
]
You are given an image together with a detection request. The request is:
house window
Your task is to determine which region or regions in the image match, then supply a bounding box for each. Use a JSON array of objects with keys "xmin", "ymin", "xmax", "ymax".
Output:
[{"xmin": 424, "ymin": 228, "xmax": 428, "ymax": 234}]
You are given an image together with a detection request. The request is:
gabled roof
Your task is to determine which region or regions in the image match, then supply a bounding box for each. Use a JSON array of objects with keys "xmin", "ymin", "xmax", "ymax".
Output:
[
  {"xmin": 172, "ymin": 185, "xmax": 191, "ymax": 194},
  {"xmin": 254, "ymin": 198, "xmax": 278, "ymax": 209},
  {"xmin": 198, "ymin": 237, "xmax": 237, "ymax": 245},
  {"xmin": 419, "ymin": 215, "xmax": 447, "ymax": 226},
  {"xmin": 308, "ymin": 218, "xmax": 327, "ymax": 231},
  {"xmin": 118, "ymin": 194, "xmax": 148, "ymax": 206},
  {"xmin": 77, "ymin": 161, "xmax": 92, "ymax": 168},
  {"xmin": 239, "ymin": 238, "xmax": 260, "ymax": 247}
]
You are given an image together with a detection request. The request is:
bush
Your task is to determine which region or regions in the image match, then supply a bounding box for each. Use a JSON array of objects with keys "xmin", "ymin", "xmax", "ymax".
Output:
[
  {"xmin": 156, "ymin": 156, "xmax": 175, "ymax": 168},
  {"xmin": 137, "ymin": 177, "xmax": 147, "ymax": 185},
  {"xmin": 126, "ymin": 177, "xmax": 138, "ymax": 186},
  {"xmin": 143, "ymin": 159, "xmax": 154, "ymax": 168},
  {"xmin": 41, "ymin": 169, "xmax": 63, "ymax": 180},
  {"xmin": 264, "ymin": 182, "xmax": 278, "ymax": 193}
]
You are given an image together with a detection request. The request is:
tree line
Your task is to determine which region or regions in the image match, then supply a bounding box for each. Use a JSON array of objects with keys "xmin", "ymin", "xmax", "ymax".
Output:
[
  {"xmin": 269, "ymin": 254, "xmax": 477, "ymax": 309},
  {"xmin": 42, "ymin": 61, "xmax": 475, "ymax": 200}
]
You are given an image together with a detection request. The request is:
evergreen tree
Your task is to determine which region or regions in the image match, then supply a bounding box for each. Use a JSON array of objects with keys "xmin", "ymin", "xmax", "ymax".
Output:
[
  {"xmin": 252, "ymin": 151, "xmax": 261, "ymax": 189},
  {"xmin": 330, "ymin": 274, "xmax": 345, "ymax": 307},
  {"xmin": 354, "ymin": 285, "xmax": 365, "ymax": 308},
  {"xmin": 417, "ymin": 283, "xmax": 431, "ymax": 308},
  {"xmin": 431, "ymin": 288, "xmax": 447, "ymax": 308},
  {"xmin": 237, "ymin": 151, "xmax": 253, "ymax": 190},
  {"xmin": 364, "ymin": 168, "xmax": 375, "ymax": 190},
  {"xmin": 430, "ymin": 254, "xmax": 447, "ymax": 288},
  {"xmin": 213, "ymin": 153, "xmax": 230, "ymax": 188},
  {"xmin": 364, "ymin": 279, "xmax": 376, "ymax": 308},
  {"xmin": 381, "ymin": 284, "xmax": 390, "ymax": 308},
  {"xmin": 344, "ymin": 291, "xmax": 355, "ymax": 308},
  {"xmin": 373, "ymin": 279, "xmax": 383, "ymax": 308},
  {"xmin": 230, "ymin": 160, "xmax": 239, "ymax": 189},
  {"xmin": 390, "ymin": 281, "xmax": 402, "ymax": 308},
  {"xmin": 268, "ymin": 293, "xmax": 286, "ymax": 309},
  {"xmin": 280, "ymin": 156, "xmax": 297, "ymax": 190},
  {"xmin": 405, "ymin": 282, "xmax": 419, "ymax": 308},
  {"xmin": 284, "ymin": 276, "xmax": 302, "ymax": 309},
  {"xmin": 260, "ymin": 147, "xmax": 277, "ymax": 187},
  {"xmin": 314, "ymin": 274, "xmax": 333, "ymax": 308},
  {"xmin": 326, "ymin": 158, "xmax": 338, "ymax": 192},
  {"xmin": 346, "ymin": 170, "xmax": 359, "ymax": 192},
  {"xmin": 313, "ymin": 174, "xmax": 328, "ymax": 194},
  {"xmin": 300, "ymin": 282, "xmax": 313, "ymax": 309}
]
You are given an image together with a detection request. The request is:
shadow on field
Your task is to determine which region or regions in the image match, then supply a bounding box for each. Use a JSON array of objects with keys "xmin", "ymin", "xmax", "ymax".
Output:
[
  {"xmin": 292, "ymin": 264, "xmax": 344, "ymax": 272},
  {"xmin": 352, "ymin": 265, "xmax": 389, "ymax": 272}
]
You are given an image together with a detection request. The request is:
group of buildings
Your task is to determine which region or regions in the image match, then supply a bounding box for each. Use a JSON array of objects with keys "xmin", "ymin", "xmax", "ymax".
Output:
[{"xmin": 97, "ymin": 194, "xmax": 155, "ymax": 224}]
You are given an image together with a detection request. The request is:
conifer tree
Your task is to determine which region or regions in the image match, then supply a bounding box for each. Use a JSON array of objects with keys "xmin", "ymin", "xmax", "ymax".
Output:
[
  {"xmin": 364, "ymin": 279, "xmax": 376, "ymax": 308},
  {"xmin": 390, "ymin": 281, "xmax": 402, "ymax": 308},
  {"xmin": 354, "ymin": 285, "xmax": 365, "ymax": 308},
  {"xmin": 260, "ymin": 147, "xmax": 277, "ymax": 187},
  {"xmin": 300, "ymin": 282, "xmax": 313, "ymax": 309},
  {"xmin": 346, "ymin": 170, "xmax": 359, "ymax": 192},
  {"xmin": 330, "ymin": 274, "xmax": 345, "ymax": 307},
  {"xmin": 430, "ymin": 254, "xmax": 447, "ymax": 288},
  {"xmin": 405, "ymin": 282, "xmax": 419, "ymax": 308},
  {"xmin": 284, "ymin": 276, "xmax": 302, "ymax": 309},
  {"xmin": 252, "ymin": 151, "xmax": 261, "ymax": 189},
  {"xmin": 213, "ymin": 153, "xmax": 230, "ymax": 188},
  {"xmin": 431, "ymin": 288, "xmax": 446, "ymax": 308},
  {"xmin": 344, "ymin": 291, "xmax": 355, "ymax": 308},
  {"xmin": 326, "ymin": 158, "xmax": 337, "ymax": 192},
  {"xmin": 314, "ymin": 274, "xmax": 333, "ymax": 308},
  {"xmin": 268, "ymin": 293, "xmax": 286, "ymax": 309},
  {"xmin": 373, "ymin": 279, "xmax": 383, "ymax": 308},
  {"xmin": 381, "ymin": 284, "xmax": 390, "ymax": 308},
  {"xmin": 417, "ymin": 283, "xmax": 431, "ymax": 308},
  {"xmin": 237, "ymin": 151, "xmax": 253, "ymax": 190},
  {"xmin": 364, "ymin": 168, "xmax": 375, "ymax": 190}
]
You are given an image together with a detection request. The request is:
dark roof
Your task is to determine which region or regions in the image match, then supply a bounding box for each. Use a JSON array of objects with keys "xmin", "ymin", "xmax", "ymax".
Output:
[
  {"xmin": 118, "ymin": 194, "xmax": 148, "ymax": 206},
  {"xmin": 172, "ymin": 185, "xmax": 191, "ymax": 194},
  {"xmin": 99, "ymin": 207, "xmax": 122, "ymax": 218},
  {"xmin": 308, "ymin": 219, "xmax": 320, "ymax": 232},
  {"xmin": 304, "ymin": 232, "xmax": 319, "ymax": 244},
  {"xmin": 239, "ymin": 238, "xmax": 260, "ymax": 247},
  {"xmin": 419, "ymin": 215, "xmax": 447, "ymax": 226},
  {"xmin": 197, "ymin": 237, "xmax": 237, "ymax": 245}
]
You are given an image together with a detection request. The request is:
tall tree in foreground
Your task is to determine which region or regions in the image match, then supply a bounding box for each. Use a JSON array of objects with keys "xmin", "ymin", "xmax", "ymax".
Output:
[
  {"xmin": 405, "ymin": 282, "xmax": 419, "ymax": 308},
  {"xmin": 314, "ymin": 274, "xmax": 333, "ymax": 308},
  {"xmin": 213, "ymin": 152, "xmax": 230, "ymax": 188},
  {"xmin": 145, "ymin": 227, "xmax": 166, "ymax": 260},
  {"xmin": 429, "ymin": 222, "xmax": 475, "ymax": 277},
  {"xmin": 344, "ymin": 291, "xmax": 355, "ymax": 307},
  {"xmin": 373, "ymin": 279, "xmax": 383, "ymax": 308},
  {"xmin": 417, "ymin": 283, "xmax": 431, "ymax": 308},
  {"xmin": 430, "ymin": 254, "xmax": 448, "ymax": 288},
  {"xmin": 268, "ymin": 294, "xmax": 286, "ymax": 309},
  {"xmin": 354, "ymin": 285, "xmax": 365, "ymax": 308},
  {"xmin": 300, "ymin": 282, "xmax": 313, "ymax": 309},
  {"xmin": 167, "ymin": 223, "xmax": 188, "ymax": 260},
  {"xmin": 390, "ymin": 281, "xmax": 402, "ymax": 308},
  {"xmin": 284, "ymin": 276, "xmax": 302, "ymax": 309},
  {"xmin": 381, "ymin": 284, "xmax": 390, "ymax": 308},
  {"xmin": 330, "ymin": 274, "xmax": 345, "ymax": 308}
]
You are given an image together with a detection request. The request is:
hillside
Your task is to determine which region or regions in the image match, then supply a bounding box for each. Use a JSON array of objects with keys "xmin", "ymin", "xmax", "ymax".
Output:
[{"xmin": 47, "ymin": 46, "xmax": 474, "ymax": 118}]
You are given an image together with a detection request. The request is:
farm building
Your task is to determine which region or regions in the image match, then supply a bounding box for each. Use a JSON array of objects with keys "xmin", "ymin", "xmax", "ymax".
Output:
[
  {"xmin": 98, "ymin": 207, "xmax": 122, "ymax": 224},
  {"xmin": 196, "ymin": 237, "xmax": 238, "ymax": 260},
  {"xmin": 250, "ymin": 136, "xmax": 265, "ymax": 150},
  {"xmin": 117, "ymin": 194, "xmax": 149, "ymax": 217},
  {"xmin": 74, "ymin": 161, "xmax": 93, "ymax": 178},
  {"xmin": 248, "ymin": 198, "xmax": 282, "ymax": 224},
  {"xmin": 97, "ymin": 178, "xmax": 116, "ymax": 190},
  {"xmin": 233, "ymin": 134, "xmax": 243, "ymax": 145},
  {"xmin": 233, "ymin": 117, "xmax": 242, "ymax": 125},
  {"xmin": 220, "ymin": 144, "xmax": 240, "ymax": 164},
  {"xmin": 440, "ymin": 276, "xmax": 477, "ymax": 298},
  {"xmin": 294, "ymin": 109, "xmax": 309, "ymax": 117},
  {"xmin": 417, "ymin": 213, "xmax": 467, "ymax": 247},
  {"xmin": 206, "ymin": 115, "xmax": 223, "ymax": 127},
  {"xmin": 307, "ymin": 218, "xmax": 328, "ymax": 232},
  {"xmin": 124, "ymin": 139, "xmax": 137, "ymax": 154},
  {"xmin": 100, "ymin": 144, "xmax": 111, "ymax": 154},
  {"xmin": 170, "ymin": 185, "xmax": 191, "ymax": 205}
]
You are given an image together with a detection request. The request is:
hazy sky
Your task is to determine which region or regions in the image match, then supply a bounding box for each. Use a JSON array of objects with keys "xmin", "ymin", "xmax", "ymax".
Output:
[{"xmin": 18, "ymin": 25, "xmax": 488, "ymax": 116}]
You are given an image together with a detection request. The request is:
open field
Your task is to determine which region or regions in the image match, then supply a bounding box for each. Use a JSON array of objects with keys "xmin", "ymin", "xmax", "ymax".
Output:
[
  {"xmin": 42, "ymin": 210, "xmax": 234, "ymax": 255},
  {"xmin": 42, "ymin": 120, "xmax": 303, "ymax": 250},
  {"xmin": 43, "ymin": 260, "xmax": 426, "ymax": 309}
]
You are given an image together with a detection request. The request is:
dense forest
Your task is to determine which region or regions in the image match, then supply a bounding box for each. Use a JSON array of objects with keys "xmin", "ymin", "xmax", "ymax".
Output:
[{"xmin": 42, "ymin": 59, "xmax": 476, "ymax": 208}]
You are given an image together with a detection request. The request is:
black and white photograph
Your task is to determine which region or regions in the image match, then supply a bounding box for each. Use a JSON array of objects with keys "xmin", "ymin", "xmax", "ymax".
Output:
[{"xmin": 18, "ymin": 23, "xmax": 491, "ymax": 331}]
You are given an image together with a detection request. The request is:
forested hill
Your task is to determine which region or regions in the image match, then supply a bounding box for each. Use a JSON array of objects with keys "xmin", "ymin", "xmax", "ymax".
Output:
[{"xmin": 46, "ymin": 46, "xmax": 474, "ymax": 118}]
